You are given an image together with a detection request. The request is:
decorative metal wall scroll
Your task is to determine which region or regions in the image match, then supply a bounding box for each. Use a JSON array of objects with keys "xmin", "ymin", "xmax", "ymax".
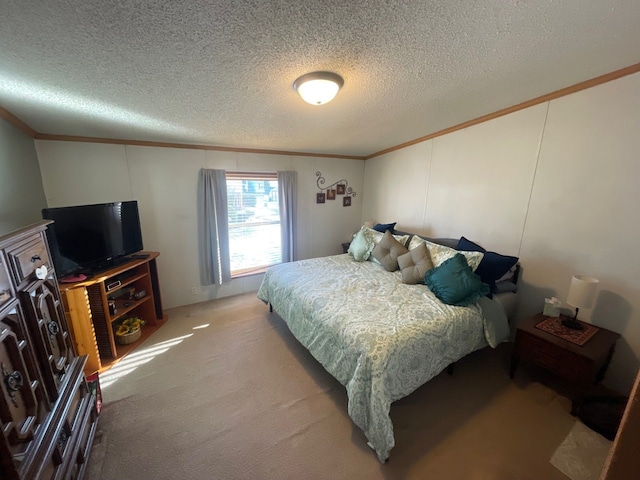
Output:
[{"xmin": 316, "ymin": 171, "xmax": 356, "ymax": 207}]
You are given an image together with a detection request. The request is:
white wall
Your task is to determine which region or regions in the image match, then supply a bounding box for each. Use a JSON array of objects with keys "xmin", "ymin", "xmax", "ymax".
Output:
[
  {"xmin": 35, "ymin": 142, "xmax": 364, "ymax": 310},
  {"xmin": 0, "ymin": 118, "xmax": 47, "ymax": 236},
  {"xmin": 362, "ymin": 72, "xmax": 640, "ymax": 394}
]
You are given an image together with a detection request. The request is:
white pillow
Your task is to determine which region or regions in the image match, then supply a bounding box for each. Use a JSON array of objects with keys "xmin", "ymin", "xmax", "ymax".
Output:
[
  {"xmin": 408, "ymin": 235, "xmax": 426, "ymax": 250},
  {"xmin": 409, "ymin": 237, "xmax": 484, "ymax": 271},
  {"xmin": 364, "ymin": 227, "xmax": 409, "ymax": 247}
]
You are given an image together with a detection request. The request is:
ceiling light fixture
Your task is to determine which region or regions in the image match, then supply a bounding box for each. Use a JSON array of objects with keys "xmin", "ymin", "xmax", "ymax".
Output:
[{"xmin": 293, "ymin": 71, "xmax": 344, "ymax": 105}]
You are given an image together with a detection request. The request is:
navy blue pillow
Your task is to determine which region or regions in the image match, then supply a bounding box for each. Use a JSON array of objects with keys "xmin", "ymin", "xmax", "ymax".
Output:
[
  {"xmin": 424, "ymin": 254, "xmax": 490, "ymax": 306},
  {"xmin": 456, "ymin": 236, "xmax": 519, "ymax": 292},
  {"xmin": 373, "ymin": 222, "xmax": 396, "ymax": 233}
]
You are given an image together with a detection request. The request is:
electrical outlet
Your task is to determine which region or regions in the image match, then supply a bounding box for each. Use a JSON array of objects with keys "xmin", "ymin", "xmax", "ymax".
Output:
[{"xmin": 191, "ymin": 286, "xmax": 199, "ymax": 295}]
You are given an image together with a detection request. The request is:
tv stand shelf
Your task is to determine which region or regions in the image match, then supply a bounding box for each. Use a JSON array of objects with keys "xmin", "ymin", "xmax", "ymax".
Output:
[
  {"xmin": 111, "ymin": 295, "xmax": 152, "ymax": 322},
  {"xmin": 59, "ymin": 252, "xmax": 166, "ymax": 374}
]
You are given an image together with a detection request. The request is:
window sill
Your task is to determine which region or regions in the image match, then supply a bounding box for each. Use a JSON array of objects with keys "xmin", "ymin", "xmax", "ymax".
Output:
[{"xmin": 231, "ymin": 267, "xmax": 270, "ymax": 279}]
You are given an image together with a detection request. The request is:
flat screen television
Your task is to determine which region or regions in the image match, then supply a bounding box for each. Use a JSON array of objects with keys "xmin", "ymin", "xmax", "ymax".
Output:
[{"xmin": 42, "ymin": 201, "xmax": 144, "ymax": 278}]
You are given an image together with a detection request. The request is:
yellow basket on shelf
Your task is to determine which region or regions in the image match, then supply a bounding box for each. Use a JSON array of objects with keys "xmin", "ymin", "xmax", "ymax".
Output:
[{"xmin": 114, "ymin": 317, "xmax": 145, "ymax": 345}]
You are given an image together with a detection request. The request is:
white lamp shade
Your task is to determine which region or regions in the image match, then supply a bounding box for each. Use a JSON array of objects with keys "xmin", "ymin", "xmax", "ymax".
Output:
[
  {"xmin": 297, "ymin": 79, "xmax": 339, "ymax": 105},
  {"xmin": 293, "ymin": 72, "xmax": 344, "ymax": 105},
  {"xmin": 566, "ymin": 275, "xmax": 599, "ymax": 309}
]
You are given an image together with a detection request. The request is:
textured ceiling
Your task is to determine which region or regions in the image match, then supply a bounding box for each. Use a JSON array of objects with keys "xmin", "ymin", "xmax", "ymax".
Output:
[{"xmin": 1, "ymin": 1, "xmax": 639, "ymax": 157}]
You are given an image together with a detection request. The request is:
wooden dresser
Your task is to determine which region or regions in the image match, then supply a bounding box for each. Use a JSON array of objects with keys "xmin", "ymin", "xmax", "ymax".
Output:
[{"xmin": 0, "ymin": 221, "xmax": 98, "ymax": 480}]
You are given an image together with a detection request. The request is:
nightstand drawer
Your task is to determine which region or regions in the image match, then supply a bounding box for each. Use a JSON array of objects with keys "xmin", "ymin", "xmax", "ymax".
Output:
[
  {"xmin": 511, "ymin": 313, "xmax": 620, "ymax": 416},
  {"xmin": 518, "ymin": 333, "xmax": 580, "ymax": 379}
]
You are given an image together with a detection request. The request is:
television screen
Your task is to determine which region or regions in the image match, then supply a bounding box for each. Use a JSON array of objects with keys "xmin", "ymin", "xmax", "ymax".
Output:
[{"xmin": 42, "ymin": 201, "xmax": 143, "ymax": 278}]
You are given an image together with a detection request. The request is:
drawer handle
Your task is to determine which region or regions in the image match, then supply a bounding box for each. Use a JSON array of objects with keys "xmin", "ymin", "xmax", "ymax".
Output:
[
  {"xmin": 5, "ymin": 370, "xmax": 24, "ymax": 392},
  {"xmin": 31, "ymin": 255, "xmax": 41, "ymax": 263},
  {"xmin": 2, "ymin": 363, "xmax": 24, "ymax": 408},
  {"xmin": 47, "ymin": 321, "xmax": 60, "ymax": 336},
  {"xmin": 57, "ymin": 429, "xmax": 69, "ymax": 451}
]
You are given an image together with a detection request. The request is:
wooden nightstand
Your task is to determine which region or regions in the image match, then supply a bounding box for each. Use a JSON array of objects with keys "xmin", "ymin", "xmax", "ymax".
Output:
[{"xmin": 510, "ymin": 313, "xmax": 620, "ymax": 415}]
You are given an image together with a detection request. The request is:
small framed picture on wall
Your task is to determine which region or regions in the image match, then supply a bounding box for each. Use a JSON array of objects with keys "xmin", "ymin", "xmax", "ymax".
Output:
[
  {"xmin": 316, "ymin": 192, "xmax": 326, "ymax": 204},
  {"xmin": 343, "ymin": 196, "xmax": 352, "ymax": 207},
  {"xmin": 327, "ymin": 189, "xmax": 336, "ymax": 200},
  {"xmin": 336, "ymin": 184, "xmax": 346, "ymax": 195}
]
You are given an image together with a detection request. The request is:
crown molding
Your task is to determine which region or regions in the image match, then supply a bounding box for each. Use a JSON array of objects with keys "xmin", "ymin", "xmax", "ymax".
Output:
[
  {"xmin": 364, "ymin": 62, "xmax": 640, "ymax": 160},
  {"xmin": 0, "ymin": 106, "xmax": 37, "ymax": 137},
  {"xmin": 32, "ymin": 133, "xmax": 366, "ymax": 160}
]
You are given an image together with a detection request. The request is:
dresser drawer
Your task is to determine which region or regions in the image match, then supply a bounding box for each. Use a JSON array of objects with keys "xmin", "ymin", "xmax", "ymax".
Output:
[
  {"xmin": 65, "ymin": 399, "xmax": 98, "ymax": 480},
  {"xmin": 21, "ymin": 279, "xmax": 74, "ymax": 402},
  {"xmin": 6, "ymin": 234, "xmax": 51, "ymax": 285},
  {"xmin": 0, "ymin": 306, "xmax": 51, "ymax": 475},
  {"xmin": 35, "ymin": 389, "xmax": 86, "ymax": 480},
  {"xmin": 52, "ymin": 382, "xmax": 92, "ymax": 480},
  {"xmin": 517, "ymin": 332, "xmax": 581, "ymax": 380},
  {"xmin": 0, "ymin": 256, "xmax": 14, "ymax": 309},
  {"xmin": 31, "ymin": 360, "xmax": 92, "ymax": 480}
]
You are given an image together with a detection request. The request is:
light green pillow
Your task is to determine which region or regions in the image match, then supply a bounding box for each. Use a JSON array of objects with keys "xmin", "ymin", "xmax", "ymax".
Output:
[
  {"xmin": 477, "ymin": 296, "xmax": 510, "ymax": 348},
  {"xmin": 348, "ymin": 227, "xmax": 375, "ymax": 261}
]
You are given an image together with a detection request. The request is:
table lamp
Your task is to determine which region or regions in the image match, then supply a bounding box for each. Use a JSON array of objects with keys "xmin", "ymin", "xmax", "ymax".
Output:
[{"xmin": 563, "ymin": 275, "xmax": 599, "ymax": 330}]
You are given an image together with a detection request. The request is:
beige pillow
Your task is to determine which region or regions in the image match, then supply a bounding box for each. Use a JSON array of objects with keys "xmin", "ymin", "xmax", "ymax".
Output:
[
  {"xmin": 371, "ymin": 230, "xmax": 409, "ymax": 271},
  {"xmin": 366, "ymin": 227, "xmax": 410, "ymax": 265},
  {"xmin": 397, "ymin": 243, "xmax": 435, "ymax": 284}
]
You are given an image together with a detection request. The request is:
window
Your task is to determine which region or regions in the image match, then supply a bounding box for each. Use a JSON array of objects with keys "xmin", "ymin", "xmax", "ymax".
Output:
[{"xmin": 226, "ymin": 172, "xmax": 281, "ymax": 276}]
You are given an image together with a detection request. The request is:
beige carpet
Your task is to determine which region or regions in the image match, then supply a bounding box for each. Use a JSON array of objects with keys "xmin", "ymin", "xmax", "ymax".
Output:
[{"xmin": 87, "ymin": 292, "xmax": 582, "ymax": 480}]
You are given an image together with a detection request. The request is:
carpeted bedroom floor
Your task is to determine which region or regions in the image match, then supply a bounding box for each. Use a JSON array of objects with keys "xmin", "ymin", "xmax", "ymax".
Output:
[{"xmin": 85, "ymin": 292, "xmax": 606, "ymax": 480}]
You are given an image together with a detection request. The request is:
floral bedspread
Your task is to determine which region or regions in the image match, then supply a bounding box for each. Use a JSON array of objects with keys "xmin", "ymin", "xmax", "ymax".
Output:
[{"xmin": 257, "ymin": 254, "xmax": 495, "ymax": 462}]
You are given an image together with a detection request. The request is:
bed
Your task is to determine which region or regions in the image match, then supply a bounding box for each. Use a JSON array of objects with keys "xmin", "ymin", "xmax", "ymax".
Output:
[{"xmin": 257, "ymin": 228, "xmax": 518, "ymax": 462}]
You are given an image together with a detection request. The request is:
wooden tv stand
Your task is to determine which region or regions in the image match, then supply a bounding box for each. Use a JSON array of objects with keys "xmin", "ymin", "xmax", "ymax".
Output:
[{"xmin": 59, "ymin": 252, "xmax": 166, "ymax": 374}]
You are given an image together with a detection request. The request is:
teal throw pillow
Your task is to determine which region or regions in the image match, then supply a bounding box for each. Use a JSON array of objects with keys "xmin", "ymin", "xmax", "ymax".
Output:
[{"xmin": 424, "ymin": 253, "xmax": 490, "ymax": 306}]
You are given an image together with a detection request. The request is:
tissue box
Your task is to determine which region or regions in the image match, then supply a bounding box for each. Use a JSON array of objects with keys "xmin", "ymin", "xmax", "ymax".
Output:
[{"xmin": 543, "ymin": 297, "xmax": 561, "ymax": 317}]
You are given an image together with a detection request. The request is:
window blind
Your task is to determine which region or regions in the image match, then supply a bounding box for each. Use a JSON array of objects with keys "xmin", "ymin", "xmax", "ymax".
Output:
[{"xmin": 226, "ymin": 173, "xmax": 281, "ymax": 275}]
